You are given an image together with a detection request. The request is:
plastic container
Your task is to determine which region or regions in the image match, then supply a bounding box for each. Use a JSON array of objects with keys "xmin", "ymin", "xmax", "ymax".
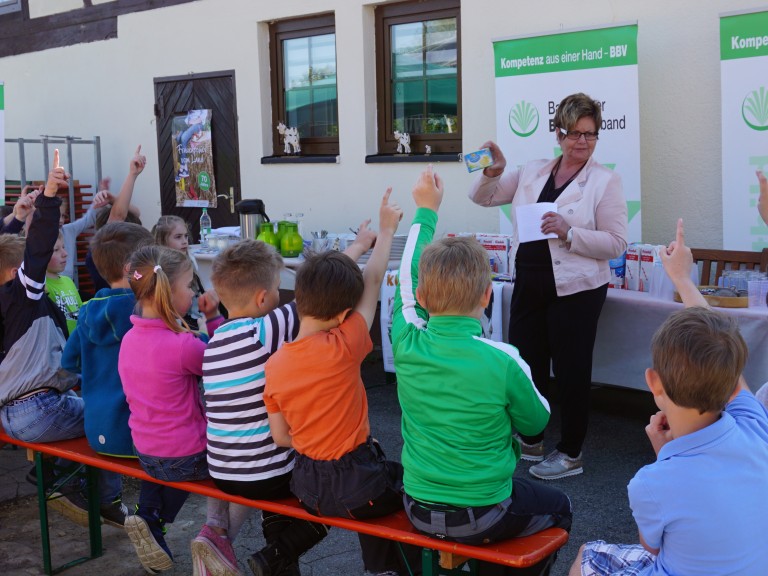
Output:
[
  {"xmin": 256, "ymin": 222, "xmax": 280, "ymax": 249},
  {"xmin": 280, "ymin": 222, "xmax": 304, "ymax": 258},
  {"xmin": 199, "ymin": 208, "xmax": 212, "ymax": 248}
]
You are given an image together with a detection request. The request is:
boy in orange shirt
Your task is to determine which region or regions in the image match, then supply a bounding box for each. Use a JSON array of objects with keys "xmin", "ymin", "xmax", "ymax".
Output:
[{"xmin": 264, "ymin": 188, "xmax": 416, "ymax": 576}]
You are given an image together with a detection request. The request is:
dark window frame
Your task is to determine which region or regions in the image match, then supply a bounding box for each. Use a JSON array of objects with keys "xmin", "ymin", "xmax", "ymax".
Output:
[
  {"xmin": 269, "ymin": 12, "xmax": 339, "ymax": 156},
  {"xmin": 375, "ymin": 0, "xmax": 461, "ymax": 155}
]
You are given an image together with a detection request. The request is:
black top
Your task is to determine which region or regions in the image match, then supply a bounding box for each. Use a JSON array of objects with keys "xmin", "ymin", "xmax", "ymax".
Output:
[{"xmin": 516, "ymin": 161, "xmax": 582, "ymax": 269}]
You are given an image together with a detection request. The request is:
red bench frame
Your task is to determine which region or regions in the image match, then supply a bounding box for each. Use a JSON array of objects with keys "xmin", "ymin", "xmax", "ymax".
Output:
[{"xmin": 0, "ymin": 432, "xmax": 568, "ymax": 575}]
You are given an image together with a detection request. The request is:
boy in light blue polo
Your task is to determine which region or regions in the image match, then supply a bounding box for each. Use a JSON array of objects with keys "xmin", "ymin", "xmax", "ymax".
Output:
[{"xmin": 570, "ymin": 224, "xmax": 768, "ymax": 575}]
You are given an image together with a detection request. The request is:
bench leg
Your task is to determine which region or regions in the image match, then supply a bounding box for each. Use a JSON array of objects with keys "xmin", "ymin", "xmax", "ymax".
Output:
[
  {"xmin": 421, "ymin": 548, "xmax": 478, "ymax": 576},
  {"xmin": 32, "ymin": 452, "xmax": 103, "ymax": 575}
]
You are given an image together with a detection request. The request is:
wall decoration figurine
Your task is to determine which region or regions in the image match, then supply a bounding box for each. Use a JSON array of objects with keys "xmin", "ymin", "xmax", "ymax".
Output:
[
  {"xmin": 394, "ymin": 130, "xmax": 411, "ymax": 154},
  {"xmin": 277, "ymin": 122, "xmax": 301, "ymax": 155}
]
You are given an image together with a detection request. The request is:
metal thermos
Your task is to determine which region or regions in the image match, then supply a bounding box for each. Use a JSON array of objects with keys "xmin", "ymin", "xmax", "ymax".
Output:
[{"xmin": 235, "ymin": 199, "xmax": 270, "ymax": 240}]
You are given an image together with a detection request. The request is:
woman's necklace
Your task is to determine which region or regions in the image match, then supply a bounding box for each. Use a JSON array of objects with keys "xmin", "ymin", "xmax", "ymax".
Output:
[{"xmin": 552, "ymin": 158, "xmax": 586, "ymax": 189}]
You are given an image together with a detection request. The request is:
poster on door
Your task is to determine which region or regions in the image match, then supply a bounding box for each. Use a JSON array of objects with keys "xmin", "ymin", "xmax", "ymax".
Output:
[
  {"xmin": 492, "ymin": 24, "xmax": 641, "ymax": 243},
  {"xmin": 720, "ymin": 9, "xmax": 768, "ymax": 250},
  {"xmin": 172, "ymin": 109, "xmax": 217, "ymax": 208}
]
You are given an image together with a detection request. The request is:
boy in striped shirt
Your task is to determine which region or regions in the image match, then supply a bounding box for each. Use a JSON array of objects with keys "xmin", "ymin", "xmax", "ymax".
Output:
[{"xmin": 200, "ymin": 235, "xmax": 373, "ymax": 576}]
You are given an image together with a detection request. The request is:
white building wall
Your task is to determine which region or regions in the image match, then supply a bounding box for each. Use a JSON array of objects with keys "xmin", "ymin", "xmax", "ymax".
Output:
[{"xmin": 1, "ymin": 0, "xmax": 760, "ymax": 247}]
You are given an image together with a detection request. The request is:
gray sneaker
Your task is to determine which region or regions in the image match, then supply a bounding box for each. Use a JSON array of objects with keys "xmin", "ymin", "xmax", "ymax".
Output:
[
  {"xmin": 514, "ymin": 435, "xmax": 544, "ymax": 462},
  {"xmin": 529, "ymin": 450, "xmax": 583, "ymax": 480}
]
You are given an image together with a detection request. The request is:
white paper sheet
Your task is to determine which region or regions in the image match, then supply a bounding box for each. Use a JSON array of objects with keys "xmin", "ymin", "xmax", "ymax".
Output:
[{"xmin": 515, "ymin": 202, "xmax": 558, "ymax": 243}]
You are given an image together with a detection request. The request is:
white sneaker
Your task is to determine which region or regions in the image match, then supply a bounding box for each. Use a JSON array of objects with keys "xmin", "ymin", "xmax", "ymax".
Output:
[
  {"xmin": 514, "ymin": 434, "xmax": 545, "ymax": 462},
  {"xmin": 529, "ymin": 450, "xmax": 583, "ymax": 480}
]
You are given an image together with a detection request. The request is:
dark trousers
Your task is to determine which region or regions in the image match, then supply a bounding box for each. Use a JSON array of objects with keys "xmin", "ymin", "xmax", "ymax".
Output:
[
  {"xmin": 214, "ymin": 473, "xmax": 328, "ymax": 572},
  {"xmin": 292, "ymin": 439, "xmax": 421, "ymax": 574},
  {"xmin": 510, "ymin": 266, "xmax": 608, "ymax": 457},
  {"xmin": 405, "ymin": 477, "xmax": 571, "ymax": 576}
]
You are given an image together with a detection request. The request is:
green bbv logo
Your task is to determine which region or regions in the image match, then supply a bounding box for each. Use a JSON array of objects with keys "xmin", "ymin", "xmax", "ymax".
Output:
[
  {"xmin": 508, "ymin": 101, "xmax": 539, "ymax": 137},
  {"xmin": 742, "ymin": 87, "xmax": 768, "ymax": 131}
]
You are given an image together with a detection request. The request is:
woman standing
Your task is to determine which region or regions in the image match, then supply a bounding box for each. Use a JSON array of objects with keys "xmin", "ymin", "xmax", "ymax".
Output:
[{"xmin": 469, "ymin": 93, "xmax": 627, "ymax": 479}]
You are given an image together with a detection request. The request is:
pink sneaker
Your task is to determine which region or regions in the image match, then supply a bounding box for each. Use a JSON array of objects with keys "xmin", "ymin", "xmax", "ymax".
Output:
[{"xmin": 191, "ymin": 524, "xmax": 241, "ymax": 576}]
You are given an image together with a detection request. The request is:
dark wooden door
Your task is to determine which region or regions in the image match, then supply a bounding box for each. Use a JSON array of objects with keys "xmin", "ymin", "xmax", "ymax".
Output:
[{"xmin": 154, "ymin": 71, "xmax": 241, "ymax": 242}]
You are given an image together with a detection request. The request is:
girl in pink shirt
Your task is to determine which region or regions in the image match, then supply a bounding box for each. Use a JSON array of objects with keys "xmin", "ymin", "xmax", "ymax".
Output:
[{"xmin": 119, "ymin": 245, "xmax": 247, "ymax": 576}]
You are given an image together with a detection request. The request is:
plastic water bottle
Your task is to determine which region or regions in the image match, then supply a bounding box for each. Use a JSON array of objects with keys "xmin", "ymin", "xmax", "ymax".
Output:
[{"xmin": 199, "ymin": 208, "xmax": 212, "ymax": 248}]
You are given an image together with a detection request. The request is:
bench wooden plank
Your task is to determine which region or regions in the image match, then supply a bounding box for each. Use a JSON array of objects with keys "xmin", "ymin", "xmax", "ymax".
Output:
[{"xmin": 0, "ymin": 432, "xmax": 568, "ymax": 570}]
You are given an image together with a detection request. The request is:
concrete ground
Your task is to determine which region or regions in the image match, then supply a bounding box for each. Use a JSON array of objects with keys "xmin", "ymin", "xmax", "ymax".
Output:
[{"xmin": 0, "ymin": 358, "xmax": 658, "ymax": 576}]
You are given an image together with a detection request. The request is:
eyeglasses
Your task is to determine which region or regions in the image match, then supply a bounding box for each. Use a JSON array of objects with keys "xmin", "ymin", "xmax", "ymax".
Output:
[{"xmin": 558, "ymin": 128, "xmax": 599, "ymax": 141}]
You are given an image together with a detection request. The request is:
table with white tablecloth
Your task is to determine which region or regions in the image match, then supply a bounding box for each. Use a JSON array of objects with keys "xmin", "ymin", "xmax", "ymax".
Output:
[
  {"xmin": 498, "ymin": 285, "xmax": 768, "ymax": 392},
  {"xmin": 381, "ymin": 272, "xmax": 768, "ymax": 393}
]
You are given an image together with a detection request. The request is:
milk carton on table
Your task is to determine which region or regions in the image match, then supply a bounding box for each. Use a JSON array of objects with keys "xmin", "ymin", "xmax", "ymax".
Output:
[
  {"xmin": 625, "ymin": 244, "xmax": 641, "ymax": 291},
  {"xmin": 639, "ymin": 245, "xmax": 655, "ymax": 292}
]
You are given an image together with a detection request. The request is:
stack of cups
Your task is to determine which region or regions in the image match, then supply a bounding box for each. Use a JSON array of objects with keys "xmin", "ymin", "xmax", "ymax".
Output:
[{"xmin": 746, "ymin": 271, "xmax": 768, "ymax": 308}]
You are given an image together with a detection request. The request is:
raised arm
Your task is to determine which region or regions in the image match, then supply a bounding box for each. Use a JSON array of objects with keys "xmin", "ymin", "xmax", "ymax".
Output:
[
  {"xmin": 108, "ymin": 145, "xmax": 145, "ymax": 223},
  {"xmin": 758, "ymin": 170, "xmax": 768, "ymax": 226},
  {"xmin": 660, "ymin": 219, "xmax": 707, "ymax": 308},
  {"xmin": 468, "ymin": 141, "xmax": 521, "ymax": 207},
  {"xmin": 355, "ymin": 188, "xmax": 403, "ymax": 328},
  {"xmin": 342, "ymin": 219, "xmax": 377, "ymax": 262},
  {"xmin": 23, "ymin": 150, "xmax": 67, "ymax": 297},
  {"xmin": 391, "ymin": 166, "xmax": 444, "ymax": 343}
]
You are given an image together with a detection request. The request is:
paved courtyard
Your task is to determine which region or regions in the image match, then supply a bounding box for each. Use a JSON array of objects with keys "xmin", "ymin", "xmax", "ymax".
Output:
[{"xmin": 0, "ymin": 358, "xmax": 657, "ymax": 575}]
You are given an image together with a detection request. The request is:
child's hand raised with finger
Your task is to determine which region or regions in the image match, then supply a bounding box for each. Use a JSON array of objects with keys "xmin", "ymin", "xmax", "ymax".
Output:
[
  {"xmin": 412, "ymin": 165, "xmax": 443, "ymax": 212},
  {"xmin": 379, "ymin": 188, "xmax": 403, "ymax": 235},
  {"xmin": 45, "ymin": 149, "xmax": 70, "ymax": 198}
]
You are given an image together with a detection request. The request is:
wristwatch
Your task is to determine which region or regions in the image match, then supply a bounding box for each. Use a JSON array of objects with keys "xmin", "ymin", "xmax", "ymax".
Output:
[{"xmin": 566, "ymin": 227, "xmax": 573, "ymax": 244}]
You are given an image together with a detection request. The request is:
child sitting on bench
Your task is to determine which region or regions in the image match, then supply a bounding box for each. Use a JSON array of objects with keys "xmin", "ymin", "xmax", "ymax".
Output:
[
  {"xmin": 392, "ymin": 166, "xmax": 572, "ymax": 575},
  {"xmin": 264, "ymin": 188, "xmax": 421, "ymax": 576},
  {"xmin": 568, "ymin": 220, "xmax": 768, "ymax": 575}
]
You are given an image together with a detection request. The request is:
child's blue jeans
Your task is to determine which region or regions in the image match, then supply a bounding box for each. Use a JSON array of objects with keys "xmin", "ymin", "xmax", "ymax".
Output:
[
  {"xmin": 135, "ymin": 449, "xmax": 209, "ymax": 524},
  {"xmin": 1, "ymin": 389, "xmax": 122, "ymax": 504}
]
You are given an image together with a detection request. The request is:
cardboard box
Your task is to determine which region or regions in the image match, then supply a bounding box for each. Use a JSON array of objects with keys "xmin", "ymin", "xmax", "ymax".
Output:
[
  {"xmin": 625, "ymin": 244, "xmax": 641, "ymax": 291},
  {"xmin": 640, "ymin": 245, "xmax": 655, "ymax": 292},
  {"xmin": 475, "ymin": 234, "xmax": 509, "ymax": 275}
]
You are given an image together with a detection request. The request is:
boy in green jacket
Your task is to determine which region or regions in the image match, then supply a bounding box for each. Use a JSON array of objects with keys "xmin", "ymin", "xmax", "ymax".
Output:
[{"xmin": 392, "ymin": 166, "xmax": 572, "ymax": 574}]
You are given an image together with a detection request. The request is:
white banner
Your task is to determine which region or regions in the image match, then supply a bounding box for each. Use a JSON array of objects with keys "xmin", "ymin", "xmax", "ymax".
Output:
[
  {"xmin": 492, "ymin": 24, "xmax": 641, "ymax": 242},
  {"xmin": 721, "ymin": 10, "xmax": 768, "ymax": 250}
]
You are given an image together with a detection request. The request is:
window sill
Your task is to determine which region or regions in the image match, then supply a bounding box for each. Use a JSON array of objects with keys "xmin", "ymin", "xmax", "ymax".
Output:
[
  {"xmin": 365, "ymin": 154, "xmax": 460, "ymax": 164},
  {"xmin": 261, "ymin": 155, "xmax": 338, "ymax": 164}
]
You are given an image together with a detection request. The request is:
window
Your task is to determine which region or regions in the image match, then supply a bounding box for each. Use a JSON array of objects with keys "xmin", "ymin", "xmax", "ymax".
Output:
[
  {"xmin": 376, "ymin": 0, "xmax": 461, "ymax": 155},
  {"xmin": 0, "ymin": 0, "xmax": 21, "ymax": 16},
  {"xmin": 269, "ymin": 13, "xmax": 338, "ymax": 156}
]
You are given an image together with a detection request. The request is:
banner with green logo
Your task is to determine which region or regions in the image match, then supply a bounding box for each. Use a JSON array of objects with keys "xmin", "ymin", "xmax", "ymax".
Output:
[
  {"xmin": 1, "ymin": 83, "xmax": 4, "ymax": 206},
  {"xmin": 493, "ymin": 24, "xmax": 641, "ymax": 242},
  {"xmin": 721, "ymin": 9, "xmax": 768, "ymax": 250}
]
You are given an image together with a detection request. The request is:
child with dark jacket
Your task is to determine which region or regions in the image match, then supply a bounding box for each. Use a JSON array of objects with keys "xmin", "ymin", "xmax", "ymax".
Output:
[{"xmin": 0, "ymin": 151, "xmax": 105, "ymax": 525}]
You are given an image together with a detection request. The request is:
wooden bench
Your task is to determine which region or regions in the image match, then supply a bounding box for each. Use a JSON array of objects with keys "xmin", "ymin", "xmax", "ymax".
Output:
[
  {"xmin": 691, "ymin": 247, "xmax": 768, "ymax": 286},
  {"xmin": 0, "ymin": 432, "xmax": 568, "ymax": 576}
]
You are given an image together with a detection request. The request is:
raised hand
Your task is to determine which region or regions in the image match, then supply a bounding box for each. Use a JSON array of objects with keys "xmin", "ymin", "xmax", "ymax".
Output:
[
  {"xmin": 92, "ymin": 190, "xmax": 115, "ymax": 209},
  {"xmin": 412, "ymin": 165, "xmax": 443, "ymax": 212},
  {"xmin": 660, "ymin": 218, "xmax": 693, "ymax": 284},
  {"xmin": 45, "ymin": 149, "xmax": 69, "ymax": 197},
  {"xmin": 14, "ymin": 186, "xmax": 41, "ymax": 221},
  {"xmin": 352, "ymin": 219, "xmax": 376, "ymax": 252},
  {"xmin": 758, "ymin": 170, "xmax": 768, "ymax": 225},
  {"xmin": 481, "ymin": 140, "xmax": 507, "ymax": 178},
  {"xmin": 379, "ymin": 187, "xmax": 403, "ymax": 235},
  {"xmin": 660, "ymin": 218, "xmax": 707, "ymax": 307},
  {"xmin": 129, "ymin": 145, "xmax": 147, "ymax": 176}
]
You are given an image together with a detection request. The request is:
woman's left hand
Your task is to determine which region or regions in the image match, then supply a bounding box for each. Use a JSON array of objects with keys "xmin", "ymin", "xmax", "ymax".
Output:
[{"xmin": 541, "ymin": 211, "xmax": 570, "ymax": 241}]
